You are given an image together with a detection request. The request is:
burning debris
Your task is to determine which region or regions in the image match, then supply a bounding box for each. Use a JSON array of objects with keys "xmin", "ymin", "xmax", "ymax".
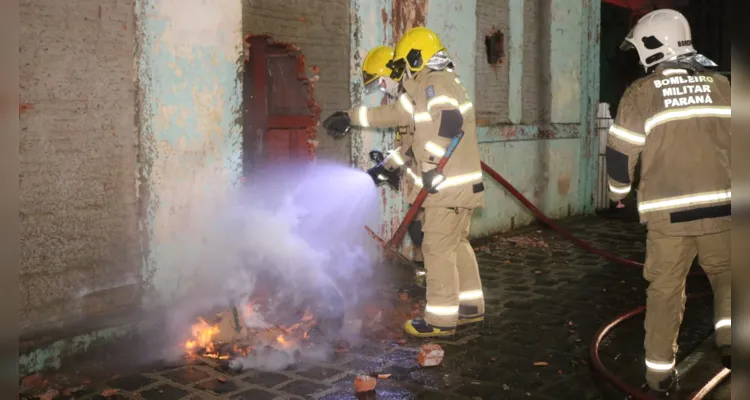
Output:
[{"xmin": 182, "ymin": 300, "xmax": 322, "ymax": 372}]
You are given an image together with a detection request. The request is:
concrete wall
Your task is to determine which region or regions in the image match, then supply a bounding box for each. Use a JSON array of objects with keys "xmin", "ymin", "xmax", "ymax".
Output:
[
  {"xmin": 350, "ymin": 0, "xmax": 600, "ymax": 239},
  {"xmin": 19, "ymin": 0, "xmax": 140, "ymax": 337},
  {"xmin": 243, "ymin": 0, "xmax": 351, "ymax": 163}
]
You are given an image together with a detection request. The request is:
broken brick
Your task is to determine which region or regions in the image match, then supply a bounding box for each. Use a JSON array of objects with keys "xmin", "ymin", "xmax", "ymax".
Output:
[
  {"xmin": 354, "ymin": 375, "xmax": 376, "ymax": 392},
  {"xmin": 417, "ymin": 344, "xmax": 444, "ymax": 367},
  {"xmin": 39, "ymin": 389, "xmax": 59, "ymax": 400}
]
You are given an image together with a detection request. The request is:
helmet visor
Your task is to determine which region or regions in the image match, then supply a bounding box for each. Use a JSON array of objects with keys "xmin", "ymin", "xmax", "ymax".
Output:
[
  {"xmin": 620, "ymin": 29, "xmax": 635, "ymax": 51},
  {"xmin": 388, "ymin": 59, "xmax": 406, "ymax": 81},
  {"xmin": 362, "ymin": 70, "xmax": 378, "ymax": 86},
  {"xmin": 363, "ymin": 76, "xmax": 385, "ymax": 95}
]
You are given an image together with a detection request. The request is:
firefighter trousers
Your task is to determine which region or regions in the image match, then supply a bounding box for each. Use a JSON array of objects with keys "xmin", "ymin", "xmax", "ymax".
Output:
[
  {"xmin": 421, "ymin": 207, "xmax": 484, "ymax": 328},
  {"xmin": 408, "ymin": 208, "xmax": 425, "ymax": 263},
  {"xmin": 643, "ymin": 229, "xmax": 731, "ymax": 384}
]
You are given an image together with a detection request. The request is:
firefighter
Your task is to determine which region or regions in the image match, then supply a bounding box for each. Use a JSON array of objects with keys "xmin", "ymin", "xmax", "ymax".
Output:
[
  {"xmin": 324, "ymin": 27, "xmax": 485, "ymax": 337},
  {"xmin": 360, "ymin": 45, "xmax": 425, "ymax": 266},
  {"xmin": 609, "ymin": 9, "xmax": 731, "ymax": 393}
]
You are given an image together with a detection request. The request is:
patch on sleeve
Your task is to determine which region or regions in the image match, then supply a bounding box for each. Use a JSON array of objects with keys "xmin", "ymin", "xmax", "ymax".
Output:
[{"xmin": 425, "ymin": 85, "xmax": 436, "ymax": 100}]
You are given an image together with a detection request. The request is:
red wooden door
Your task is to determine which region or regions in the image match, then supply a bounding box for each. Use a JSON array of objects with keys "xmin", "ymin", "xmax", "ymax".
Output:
[{"xmin": 243, "ymin": 36, "xmax": 316, "ymax": 177}]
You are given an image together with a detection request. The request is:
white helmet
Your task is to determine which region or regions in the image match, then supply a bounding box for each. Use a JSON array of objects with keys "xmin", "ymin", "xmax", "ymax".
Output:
[{"xmin": 620, "ymin": 9, "xmax": 696, "ymax": 71}]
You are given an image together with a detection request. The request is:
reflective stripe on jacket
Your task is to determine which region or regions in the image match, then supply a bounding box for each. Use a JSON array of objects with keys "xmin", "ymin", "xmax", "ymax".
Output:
[
  {"xmin": 348, "ymin": 69, "xmax": 485, "ymax": 209},
  {"xmin": 606, "ymin": 65, "xmax": 731, "ymax": 234}
]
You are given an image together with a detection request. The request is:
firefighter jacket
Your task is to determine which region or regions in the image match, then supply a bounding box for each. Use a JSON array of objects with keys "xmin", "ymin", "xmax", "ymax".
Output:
[
  {"xmin": 606, "ymin": 64, "xmax": 731, "ymax": 235},
  {"xmin": 347, "ymin": 68, "xmax": 485, "ymax": 209},
  {"xmin": 386, "ymin": 125, "xmax": 421, "ymax": 196}
]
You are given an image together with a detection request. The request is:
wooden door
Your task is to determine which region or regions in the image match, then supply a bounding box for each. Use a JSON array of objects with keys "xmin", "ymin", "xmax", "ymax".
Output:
[{"xmin": 243, "ymin": 36, "xmax": 316, "ymax": 178}]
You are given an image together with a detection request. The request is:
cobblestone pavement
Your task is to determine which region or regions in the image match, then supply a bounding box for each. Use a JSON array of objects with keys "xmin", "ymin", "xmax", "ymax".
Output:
[{"xmin": 21, "ymin": 215, "xmax": 723, "ymax": 400}]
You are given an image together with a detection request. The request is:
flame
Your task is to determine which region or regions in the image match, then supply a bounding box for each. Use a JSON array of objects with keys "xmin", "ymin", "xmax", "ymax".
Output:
[
  {"xmin": 185, "ymin": 318, "xmax": 220, "ymax": 355},
  {"xmin": 276, "ymin": 335, "xmax": 291, "ymax": 348},
  {"xmin": 183, "ymin": 304, "xmax": 318, "ymax": 360}
]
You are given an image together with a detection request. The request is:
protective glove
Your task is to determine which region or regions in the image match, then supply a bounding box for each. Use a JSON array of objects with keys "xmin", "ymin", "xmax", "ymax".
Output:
[
  {"xmin": 323, "ymin": 111, "xmax": 352, "ymax": 138},
  {"xmin": 422, "ymin": 169, "xmax": 446, "ymax": 194},
  {"xmin": 367, "ymin": 164, "xmax": 400, "ymax": 188}
]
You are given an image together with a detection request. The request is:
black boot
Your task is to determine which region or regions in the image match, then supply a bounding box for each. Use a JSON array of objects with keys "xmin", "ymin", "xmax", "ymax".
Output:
[{"xmin": 646, "ymin": 369, "xmax": 679, "ymax": 394}]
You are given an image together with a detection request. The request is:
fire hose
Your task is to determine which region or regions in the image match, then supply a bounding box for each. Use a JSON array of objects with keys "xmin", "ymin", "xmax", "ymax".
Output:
[{"xmin": 365, "ymin": 153, "xmax": 727, "ymax": 398}]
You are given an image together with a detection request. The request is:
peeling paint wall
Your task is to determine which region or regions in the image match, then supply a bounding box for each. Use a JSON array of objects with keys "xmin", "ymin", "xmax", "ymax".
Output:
[
  {"xmin": 350, "ymin": 0, "xmax": 477, "ymax": 249},
  {"xmin": 351, "ymin": 0, "xmax": 600, "ymax": 240},
  {"xmin": 425, "ymin": 1, "xmax": 477, "ymax": 99},
  {"xmin": 471, "ymin": 0, "xmax": 600, "ymax": 236},
  {"xmin": 550, "ymin": 1, "xmax": 583, "ymax": 123},
  {"xmin": 136, "ymin": 0, "xmax": 243, "ymax": 304},
  {"xmin": 350, "ymin": 0, "xmax": 423, "ymax": 254}
]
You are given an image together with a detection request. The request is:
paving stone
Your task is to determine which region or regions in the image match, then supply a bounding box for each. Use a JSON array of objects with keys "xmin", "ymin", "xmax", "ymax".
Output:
[
  {"xmin": 277, "ymin": 379, "xmax": 331, "ymax": 397},
  {"xmin": 342, "ymin": 357, "xmax": 389, "ymax": 374},
  {"xmin": 370, "ymin": 379, "xmax": 420, "ymax": 399},
  {"xmin": 195, "ymin": 378, "xmax": 240, "ymax": 394},
  {"xmin": 295, "ymin": 365, "xmax": 343, "ymax": 380},
  {"xmin": 380, "ymin": 348, "xmax": 419, "ymax": 369},
  {"xmin": 415, "ymin": 391, "xmax": 469, "ymax": 400},
  {"xmin": 454, "ymin": 381, "xmax": 535, "ymax": 399},
  {"xmin": 331, "ymin": 374, "xmax": 357, "ymax": 388},
  {"xmin": 138, "ymin": 384, "xmax": 191, "ymax": 400},
  {"xmin": 185, "ymin": 395, "xmax": 216, "ymax": 400},
  {"xmin": 318, "ymin": 391, "xmax": 359, "ymax": 400},
  {"xmin": 229, "ymin": 388, "xmax": 280, "ymax": 400},
  {"xmin": 106, "ymin": 374, "xmax": 157, "ymax": 391},
  {"xmin": 30, "ymin": 217, "xmax": 721, "ymax": 400},
  {"xmin": 56, "ymin": 386, "xmax": 96, "ymax": 399},
  {"xmin": 242, "ymin": 370, "xmax": 292, "ymax": 388},
  {"xmin": 502, "ymin": 285, "xmax": 532, "ymax": 293},
  {"xmin": 380, "ymin": 365, "xmax": 413, "ymax": 382},
  {"xmin": 349, "ymin": 344, "xmax": 388, "ymax": 358},
  {"xmin": 161, "ymin": 367, "xmax": 212, "ymax": 385},
  {"xmin": 88, "ymin": 395, "xmax": 129, "ymax": 400},
  {"xmin": 406, "ymin": 369, "xmax": 462, "ymax": 391},
  {"xmin": 540, "ymin": 378, "xmax": 608, "ymax": 400}
]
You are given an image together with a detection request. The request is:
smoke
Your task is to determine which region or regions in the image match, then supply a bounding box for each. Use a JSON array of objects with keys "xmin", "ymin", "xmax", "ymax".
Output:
[{"xmin": 162, "ymin": 161, "xmax": 381, "ymax": 370}]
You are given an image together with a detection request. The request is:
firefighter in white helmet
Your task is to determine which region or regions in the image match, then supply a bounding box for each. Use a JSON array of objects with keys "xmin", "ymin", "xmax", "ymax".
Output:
[
  {"xmin": 360, "ymin": 45, "xmax": 426, "ymax": 266},
  {"xmin": 610, "ymin": 9, "xmax": 731, "ymax": 393}
]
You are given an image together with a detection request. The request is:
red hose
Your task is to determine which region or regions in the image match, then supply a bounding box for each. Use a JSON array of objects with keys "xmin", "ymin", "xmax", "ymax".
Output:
[
  {"xmin": 479, "ymin": 161, "xmax": 704, "ymax": 277},
  {"xmin": 480, "ymin": 161, "xmax": 642, "ymax": 269},
  {"xmin": 688, "ymin": 367, "xmax": 731, "ymax": 400},
  {"xmin": 589, "ymin": 293, "xmax": 715, "ymax": 400}
]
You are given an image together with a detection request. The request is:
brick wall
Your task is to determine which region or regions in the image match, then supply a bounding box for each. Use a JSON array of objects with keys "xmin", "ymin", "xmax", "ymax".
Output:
[
  {"xmin": 474, "ymin": 0, "xmax": 553, "ymax": 126},
  {"xmin": 243, "ymin": 0, "xmax": 351, "ymax": 164},
  {"xmin": 474, "ymin": 0, "xmax": 510, "ymax": 124},
  {"xmin": 19, "ymin": 0, "xmax": 140, "ymax": 336}
]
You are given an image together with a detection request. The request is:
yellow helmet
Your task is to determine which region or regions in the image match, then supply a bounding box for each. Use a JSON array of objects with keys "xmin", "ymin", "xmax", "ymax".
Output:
[
  {"xmin": 390, "ymin": 27, "xmax": 446, "ymax": 79},
  {"xmin": 362, "ymin": 46, "xmax": 396, "ymax": 86}
]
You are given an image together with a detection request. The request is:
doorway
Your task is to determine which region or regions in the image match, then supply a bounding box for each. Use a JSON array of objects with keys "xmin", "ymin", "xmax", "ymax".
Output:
[{"xmin": 242, "ymin": 35, "xmax": 317, "ymax": 179}]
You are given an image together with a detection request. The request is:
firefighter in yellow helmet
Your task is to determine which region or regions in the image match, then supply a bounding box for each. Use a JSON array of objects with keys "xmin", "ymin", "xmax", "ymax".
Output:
[
  {"xmin": 363, "ymin": 46, "xmax": 428, "ymax": 265},
  {"xmin": 361, "ymin": 46, "xmax": 426, "ymax": 266},
  {"xmin": 611, "ymin": 9, "xmax": 731, "ymax": 393},
  {"xmin": 323, "ymin": 27, "xmax": 485, "ymax": 338}
]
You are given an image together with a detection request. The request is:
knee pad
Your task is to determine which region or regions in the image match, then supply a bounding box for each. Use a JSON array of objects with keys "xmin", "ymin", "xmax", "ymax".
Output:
[{"xmin": 408, "ymin": 220, "xmax": 424, "ymax": 246}]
